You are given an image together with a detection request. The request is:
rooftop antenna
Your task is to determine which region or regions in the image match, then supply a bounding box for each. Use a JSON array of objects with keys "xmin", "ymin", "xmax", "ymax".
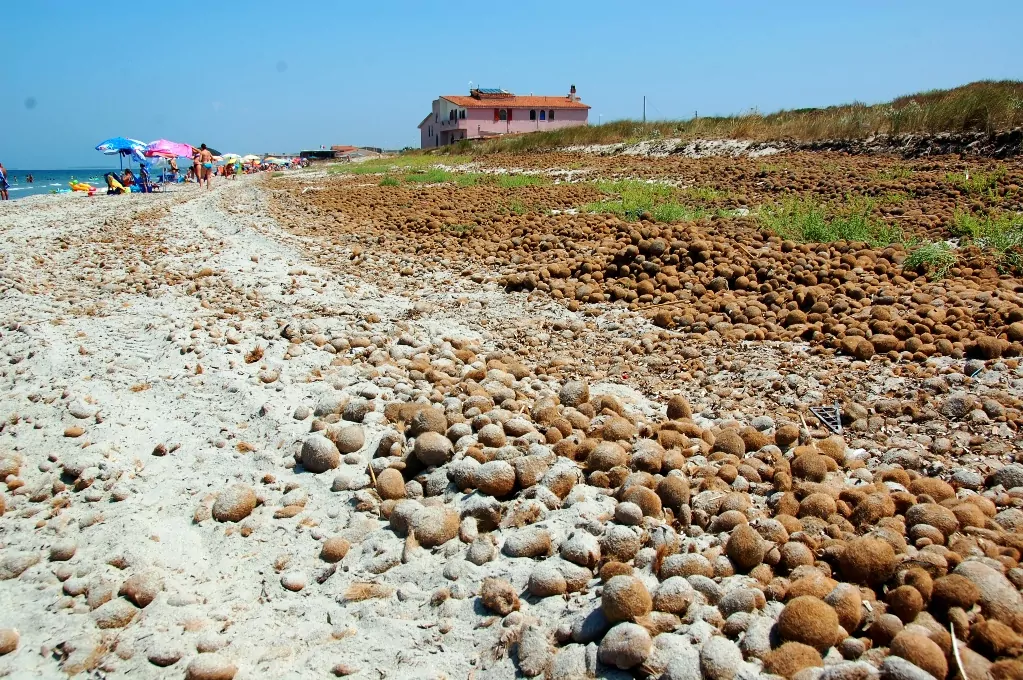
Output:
[{"xmin": 468, "ymin": 80, "xmax": 473, "ymax": 93}]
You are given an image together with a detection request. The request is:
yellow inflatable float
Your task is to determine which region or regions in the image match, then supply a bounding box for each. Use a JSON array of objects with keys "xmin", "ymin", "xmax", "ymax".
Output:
[{"xmin": 70, "ymin": 181, "xmax": 93, "ymax": 192}]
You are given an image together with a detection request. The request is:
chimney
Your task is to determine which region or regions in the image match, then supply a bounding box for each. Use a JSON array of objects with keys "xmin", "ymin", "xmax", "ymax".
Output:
[{"xmin": 569, "ymin": 84, "xmax": 577, "ymax": 101}]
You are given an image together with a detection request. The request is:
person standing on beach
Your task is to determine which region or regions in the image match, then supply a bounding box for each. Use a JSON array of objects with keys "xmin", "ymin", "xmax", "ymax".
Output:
[
  {"xmin": 198, "ymin": 144, "xmax": 214, "ymax": 190},
  {"xmin": 0, "ymin": 162, "xmax": 9, "ymax": 200},
  {"xmin": 192, "ymin": 148, "xmax": 201, "ymax": 186}
]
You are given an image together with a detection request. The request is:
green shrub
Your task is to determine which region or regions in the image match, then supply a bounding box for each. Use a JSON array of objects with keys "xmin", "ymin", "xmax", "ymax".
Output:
[
  {"xmin": 403, "ymin": 168, "xmax": 452, "ymax": 183},
  {"xmin": 759, "ymin": 197, "xmax": 904, "ymax": 247},
  {"xmin": 953, "ymin": 209, "xmax": 1023, "ymax": 270},
  {"xmin": 378, "ymin": 175, "xmax": 401, "ymax": 186},
  {"xmin": 582, "ymin": 179, "xmax": 704, "ymax": 223},
  {"xmin": 946, "ymin": 166, "xmax": 1006, "ymax": 194},
  {"xmin": 904, "ymin": 241, "xmax": 957, "ymax": 279}
]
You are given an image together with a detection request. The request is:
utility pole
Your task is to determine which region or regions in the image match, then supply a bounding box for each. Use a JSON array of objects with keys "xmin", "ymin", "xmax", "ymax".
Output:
[{"xmin": 643, "ymin": 96, "xmax": 646, "ymax": 124}]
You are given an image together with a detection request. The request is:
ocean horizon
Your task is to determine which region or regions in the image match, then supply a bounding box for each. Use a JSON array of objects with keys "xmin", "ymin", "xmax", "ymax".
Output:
[{"xmin": 3, "ymin": 168, "xmax": 148, "ymax": 199}]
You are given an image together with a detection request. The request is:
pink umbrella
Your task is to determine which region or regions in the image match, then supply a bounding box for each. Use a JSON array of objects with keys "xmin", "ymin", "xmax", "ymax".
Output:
[{"xmin": 144, "ymin": 140, "xmax": 195, "ymax": 159}]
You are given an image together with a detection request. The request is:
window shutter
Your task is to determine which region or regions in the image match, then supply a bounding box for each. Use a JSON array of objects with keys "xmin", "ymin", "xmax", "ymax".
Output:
[
  {"xmin": 494, "ymin": 109, "xmax": 499, "ymax": 122},
  {"xmin": 507, "ymin": 109, "xmax": 513, "ymax": 122}
]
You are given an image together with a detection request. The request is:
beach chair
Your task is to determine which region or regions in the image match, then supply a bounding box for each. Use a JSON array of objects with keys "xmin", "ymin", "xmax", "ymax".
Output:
[{"xmin": 135, "ymin": 169, "xmax": 162, "ymax": 193}]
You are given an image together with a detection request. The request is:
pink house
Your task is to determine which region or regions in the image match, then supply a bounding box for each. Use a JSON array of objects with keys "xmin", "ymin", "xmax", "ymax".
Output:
[{"xmin": 419, "ymin": 86, "xmax": 590, "ymax": 148}]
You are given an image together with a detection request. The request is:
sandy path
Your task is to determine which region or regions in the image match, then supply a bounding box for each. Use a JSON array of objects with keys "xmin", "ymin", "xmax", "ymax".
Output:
[{"xmin": 0, "ymin": 180, "xmax": 538, "ymax": 678}]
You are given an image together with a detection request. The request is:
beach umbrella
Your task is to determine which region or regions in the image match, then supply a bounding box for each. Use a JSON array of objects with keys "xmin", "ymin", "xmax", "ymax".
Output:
[
  {"xmin": 242, "ymin": 154, "xmax": 260, "ymax": 161},
  {"xmin": 96, "ymin": 137, "xmax": 147, "ymax": 169},
  {"xmin": 193, "ymin": 146, "xmax": 222, "ymax": 157},
  {"xmin": 144, "ymin": 139, "xmax": 194, "ymax": 159},
  {"xmin": 96, "ymin": 137, "xmax": 146, "ymax": 154}
]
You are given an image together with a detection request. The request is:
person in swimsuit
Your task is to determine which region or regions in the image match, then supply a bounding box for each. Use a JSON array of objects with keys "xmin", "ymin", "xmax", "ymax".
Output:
[
  {"xmin": 168, "ymin": 158, "xmax": 178, "ymax": 182},
  {"xmin": 0, "ymin": 162, "xmax": 9, "ymax": 200},
  {"xmin": 198, "ymin": 143, "xmax": 214, "ymax": 190},
  {"xmin": 192, "ymin": 148, "xmax": 201, "ymax": 185},
  {"xmin": 138, "ymin": 164, "xmax": 151, "ymax": 193}
]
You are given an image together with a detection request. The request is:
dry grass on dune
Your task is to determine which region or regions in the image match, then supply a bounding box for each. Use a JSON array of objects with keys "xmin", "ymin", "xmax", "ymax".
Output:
[{"xmin": 432, "ymin": 80, "xmax": 1023, "ymax": 155}]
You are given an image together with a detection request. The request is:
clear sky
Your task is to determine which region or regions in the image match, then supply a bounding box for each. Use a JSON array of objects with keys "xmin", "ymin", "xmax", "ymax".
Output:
[{"xmin": 2, "ymin": 1, "xmax": 1021, "ymax": 168}]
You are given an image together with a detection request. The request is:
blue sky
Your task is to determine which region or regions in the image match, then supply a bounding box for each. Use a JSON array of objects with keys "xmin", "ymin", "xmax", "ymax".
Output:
[{"xmin": 2, "ymin": 1, "xmax": 1021, "ymax": 168}]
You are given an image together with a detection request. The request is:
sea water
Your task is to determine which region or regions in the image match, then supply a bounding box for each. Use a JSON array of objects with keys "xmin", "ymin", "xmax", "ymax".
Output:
[{"xmin": 3, "ymin": 169, "xmax": 127, "ymax": 200}]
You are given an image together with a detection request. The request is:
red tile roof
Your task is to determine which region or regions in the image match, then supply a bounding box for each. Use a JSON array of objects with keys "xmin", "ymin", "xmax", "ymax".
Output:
[{"xmin": 441, "ymin": 95, "xmax": 590, "ymax": 110}]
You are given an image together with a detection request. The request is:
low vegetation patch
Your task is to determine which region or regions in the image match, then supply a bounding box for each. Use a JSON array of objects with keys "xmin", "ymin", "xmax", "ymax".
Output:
[
  {"xmin": 682, "ymin": 186, "xmax": 728, "ymax": 202},
  {"xmin": 454, "ymin": 173, "xmax": 493, "ymax": 187},
  {"xmin": 904, "ymin": 241, "xmax": 958, "ymax": 279},
  {"xmin": 329, "ymin": 155, "xmax": 470, "ymax": 176},
  {"xmin": 378, "ymin": 175, "xmax": 401, "ymax": 187},
  {"xmin": 504, "ymin": 199, "xmax": 529, "ymax": 216},
  {"xmin": 583, "ymin": 180, "xmax": 705, "ymax": 223},
  {"xmin": 946, "ymin": 166, "xmax": 1007, "ymax": 195},
  {"xmin": 496, "ymin": 174, "xmax": 548, "ymax": 188},
  {"xmin": 443, "ymin": 224, "xmax": 476, "ymax": 234},
  {"xmin": 954, "ymin": 209, "xmax": 1023, "ymax": 270},
  {"xmin": 403, "ymin": 168, "xmax": 453, "ymax": 184},
  {"xmin": 759, "ymin": 197, "xmax": 904, "ymax": 247},
  {"xmin": 878, "ymin": 191, "xmax": 911, "ymax": 205},
  {"xmin": 875, "ymin": 165, "xmax": 914, "ymax": 181}
]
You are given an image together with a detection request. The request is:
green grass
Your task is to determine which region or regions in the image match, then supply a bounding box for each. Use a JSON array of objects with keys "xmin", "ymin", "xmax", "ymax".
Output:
[
  {"xmin": 403, "ymin": 168, "xmax": 453, "ymax": 184},
  {"xmin": 945, "ymin": 166, "xmax": 1007, "ymax": 194},
  {"xmin": 582, "ymin": 180, "xmax": 705, "ymax": 223},
  {"xmin": 759, "ymin": 197, "xmax": 904, "ymax": 247},
  {"xmin": 875, "ymin": 165, "xmax": 914, "ymax": 181},
  {"xmin": 435, "ymin": 80, "xmax": 1023, "ymax": 155},
  {"xmin": 651, "ymin": 203, "xmax": 706, "ymax": 222},
  {"xmin": 878, "ymin": 191, "xmax": 911, "ymax": 205},
  {"xmin": 505, "ymin": 199, "xmax": 529, "ymax": 215},
  {"xmin": 953, "ymin": 209, "xmax": 1023, "ymax": 270},
  {"xmin": 328, "ymin": 155, "xmax": 470, "ymax": 175},
  {"xmin": 683, "ymin": 186, "xmax": 728, "ymax": 201},
  {"xmin": 378, "ymin": 175, "xmax": 401, "ymax": 187},
  {"xmin": 496, "ymin": 174, "xmax": 548, "ymax": 188},
  {"xmin": 271, "ymin": 172, "xmax": 284, "ymax": 178},
  {"xmin": 904, "ymin": 241, "xmax": 958, "ymax": 279},
  {"xmin": 454, "ymin": 173, "xmax": 494, "ymax": 187}
]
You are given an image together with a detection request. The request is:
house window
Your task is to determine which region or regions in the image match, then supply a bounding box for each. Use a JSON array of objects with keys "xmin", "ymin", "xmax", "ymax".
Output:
[
  {"xmin": 459, "ymin": 109, "xmax": 466, "ymax": 119},
  {"xmin": 449, "ymin": 110, "xmax": 456, "ymax": 121},
  {"xmin": 529, "ymin": 109, "xmax": 536, "ymax": 121},
  {"xmin": 549, "ymin": 110, "xmax": 555, "ymax": 121},
  {"xmin": 539, "ymin": 110, "xmax": 546, "ymax": 121},
  {"xmin": 499, "ymin": 109, "xmax": 508, "ymax": 121}
]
